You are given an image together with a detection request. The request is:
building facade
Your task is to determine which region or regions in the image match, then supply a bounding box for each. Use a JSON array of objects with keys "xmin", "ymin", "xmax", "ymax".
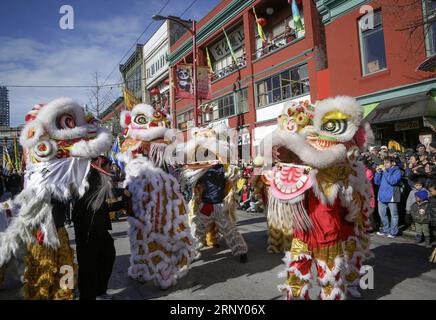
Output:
[
  {"xmin": 169, "ymin": 0, "xmax": 320, "ymax": 160},
  {"xmin": 143, "ymin": 19, "xmax": 192, "ymax": 118},
  {"xmin": 100, "ymin": 96, "xmax": 126, "ymax": 137},
  {"xmin": 120, "ymin": 44, "xmax": 144, "ymax": 101},
  {"xmin": 0, "ymin": 87, "xmax": 10, "ymax": 127},
  {"xmin": 169, "ymin": 0, "xmax": 436, "ymax": 155},
  {"xmin": 317, "ymin": 0, "xmax": 436, "ymax": 148}
]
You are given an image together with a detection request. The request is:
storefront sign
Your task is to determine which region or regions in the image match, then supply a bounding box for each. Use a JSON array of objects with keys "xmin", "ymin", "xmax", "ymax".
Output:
[
  {"xmin": 209, "ymin": 119, "xmax": 229, "ymax": 128},
  {"xmin": 238, "ymin": 130, "xmax": 250, "ymax": 146},
  {"xmin": 394, "ymin": 120, "xmax": 420, "ymax": 131},
  {"xmin": 210, "ymin": 26, "xmax": 245, "ymax": 61}
]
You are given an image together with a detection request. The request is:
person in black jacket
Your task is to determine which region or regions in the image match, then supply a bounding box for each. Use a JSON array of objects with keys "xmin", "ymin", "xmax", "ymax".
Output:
[{"xmin": 72, "ymin": 156, "xmax": 130, "ymax": 300}]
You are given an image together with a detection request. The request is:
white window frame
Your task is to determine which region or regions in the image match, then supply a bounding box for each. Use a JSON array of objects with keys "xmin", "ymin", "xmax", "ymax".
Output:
[{"xmin": 358, "ymin": 10, "xmax": 387, "ymax": 76}]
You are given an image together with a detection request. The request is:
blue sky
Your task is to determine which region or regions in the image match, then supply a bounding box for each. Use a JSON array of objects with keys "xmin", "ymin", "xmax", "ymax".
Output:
[{"xmin": 0, "ymin": 0, "xmax": 221, "ymax": 126}]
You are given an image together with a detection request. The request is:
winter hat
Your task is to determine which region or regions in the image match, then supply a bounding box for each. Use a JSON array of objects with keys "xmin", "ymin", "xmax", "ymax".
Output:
[{"xmin": 415, "ymin": 189, "xmax": 429, "ymax": 201}]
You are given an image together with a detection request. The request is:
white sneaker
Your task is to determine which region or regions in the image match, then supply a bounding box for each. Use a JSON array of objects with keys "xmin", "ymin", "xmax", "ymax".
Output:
[
  {"xmin": 376, "ymin": 231, "xmax": 387, "ymax": 236},
  {"xmin": 387, "ymin": 234, "xmax": 396, "ymax": 239}
]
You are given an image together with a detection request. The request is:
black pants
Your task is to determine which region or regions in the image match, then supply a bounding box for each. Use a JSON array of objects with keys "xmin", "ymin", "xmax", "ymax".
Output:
[{"xmin": 75, "ymin": 231, "xmax": 115, "ymax": 300}]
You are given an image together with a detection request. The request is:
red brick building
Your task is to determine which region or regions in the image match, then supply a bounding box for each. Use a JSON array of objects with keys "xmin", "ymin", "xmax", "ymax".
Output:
[
  {"xmin": 169, "ymin": 0, "xmax": 436, "ymax": 157},
  {"xmin": 317, "ymin": 0, "xmax": 436, "ymax": 148}
]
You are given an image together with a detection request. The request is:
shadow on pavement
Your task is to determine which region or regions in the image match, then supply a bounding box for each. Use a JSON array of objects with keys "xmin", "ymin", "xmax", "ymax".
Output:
[
  {"xmin": 361, "ymin": 242, "xmax": 436, "ymax": 300},
  {"xmin": 107, "ymin": 229, "xmax": 284, "ymax": 300},
  {"xmin": 236, "ymin": 216, "xmax": 266, "ymax": 227}
]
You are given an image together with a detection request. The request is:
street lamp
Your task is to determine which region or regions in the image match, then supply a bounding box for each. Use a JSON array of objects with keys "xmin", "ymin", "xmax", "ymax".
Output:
[{"xmin": 153, "ymin": 15, "xmax": 199, "ymax": 128}]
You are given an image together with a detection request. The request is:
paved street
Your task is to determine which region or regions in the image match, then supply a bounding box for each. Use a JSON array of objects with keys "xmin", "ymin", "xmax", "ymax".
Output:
[{"xmin": 1, "ymin": 211, "xmax": 436, "ymax": 300}]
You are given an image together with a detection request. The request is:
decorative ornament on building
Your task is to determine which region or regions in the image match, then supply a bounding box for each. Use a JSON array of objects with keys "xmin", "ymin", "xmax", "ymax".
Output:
[{"xmin": 256, "ymin": 17, "xmax": 268, "ymax": 27}]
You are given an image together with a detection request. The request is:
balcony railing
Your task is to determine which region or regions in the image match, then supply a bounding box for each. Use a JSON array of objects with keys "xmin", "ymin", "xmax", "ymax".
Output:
[
  {"xmin": 253, "ymin": 27, "xmax": 305, "ymax": 59},
  {"xmin": 210, "ymin": 55, "xmax": 247, "ymax": 82}
]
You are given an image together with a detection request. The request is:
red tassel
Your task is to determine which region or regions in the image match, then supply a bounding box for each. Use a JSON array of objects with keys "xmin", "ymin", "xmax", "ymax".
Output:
[{"xmin": 36, "ymin": 228, "xmax": 44, "ymax": 245}]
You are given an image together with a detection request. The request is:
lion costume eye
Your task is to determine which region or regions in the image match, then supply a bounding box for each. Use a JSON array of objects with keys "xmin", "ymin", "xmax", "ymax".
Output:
[
  {"xmin": 321, "ymin": 119, "xmax": 347, "ymax": 134},
  {"xmin": 57, "ymin": 113, "xmax": 76, "ymax": 129},
  {"xmin": 134, "ymin": 114, "xmax": 149, "ymax": 125}
]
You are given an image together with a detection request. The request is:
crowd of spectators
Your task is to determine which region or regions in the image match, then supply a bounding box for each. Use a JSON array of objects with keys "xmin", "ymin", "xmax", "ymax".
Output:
[
  {"xmin": 0, "ymin": 168, "xmax": 23, "ymax": 202},
  {"xmin": 360, "ymin": 142, "xmax": 436, "ymax": 247}
]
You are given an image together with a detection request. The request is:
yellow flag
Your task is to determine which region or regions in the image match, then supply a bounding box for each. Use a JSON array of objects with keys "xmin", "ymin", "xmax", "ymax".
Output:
[
  {"xmin": 206, "ymin": 47, "xmax": 214, "ymax": 73},
  {"xmin": 4, "ymin": 143, "xmax": 13, "ymax": 173},
  {"xmin": 13, "ymin": 134, "xmax": 20, "ymax": 171},
  {"xmin": 123, "ymin": 87, "xmax": 139, "ymax": 111},
  {"xmin": 253, "ymin": 7, "xmax": 267, "ymax": 44}
]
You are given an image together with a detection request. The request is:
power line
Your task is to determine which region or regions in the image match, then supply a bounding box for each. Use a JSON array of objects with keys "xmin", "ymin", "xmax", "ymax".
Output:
[
  {"xmin": 100, "ymin": 0, "xmax": 172, "ymax": 87},
  {"xmin": 180, "ymin": 0, "xmax": 199, "ymax": 17}
]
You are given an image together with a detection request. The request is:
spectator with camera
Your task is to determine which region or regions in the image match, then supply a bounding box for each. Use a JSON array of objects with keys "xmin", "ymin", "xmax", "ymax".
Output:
[{"xmin": 374, "ymin": 157, "xmax": 403, "ymax": 238}]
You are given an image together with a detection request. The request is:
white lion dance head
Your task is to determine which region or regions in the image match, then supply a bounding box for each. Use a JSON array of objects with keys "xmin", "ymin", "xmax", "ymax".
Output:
[
  {"xmin": 119, "ymin": 104, "xmax": 171, "ymax": 166},
  {"xmin": 20, "ymin": 97, "xmax": 112, "ymax": 164},
  {"xmin": 0, "ymin": 98, "xmax": 112, "ymax": 266},
  {"xmin": 183, "ymin": 123, "xmax": 236, "ymax": 166}
]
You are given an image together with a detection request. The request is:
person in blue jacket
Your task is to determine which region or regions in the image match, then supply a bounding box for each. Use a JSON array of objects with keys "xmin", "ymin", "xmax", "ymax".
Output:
[{"xmin": 374, "ymin": 157, "xmax": 403, "ymax": 238}]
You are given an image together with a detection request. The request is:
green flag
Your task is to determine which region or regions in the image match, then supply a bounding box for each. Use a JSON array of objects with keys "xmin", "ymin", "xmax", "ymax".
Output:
[{"xmin": 222, "ymin": 28, "xmax": 237, "ymax": 64}]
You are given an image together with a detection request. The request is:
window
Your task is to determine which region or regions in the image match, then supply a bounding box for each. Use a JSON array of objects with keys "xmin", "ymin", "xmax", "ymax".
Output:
[
  {"xmin": 126, "ymin": 65, "xmax": 142, "ymax": 96},
  {"xmin": 254, "ymin": 9, "xmax": 306, "ymax": 59},
  {"xmin": 359, "ymin": 10, "xmax": 387, "ymax": 75},
  {"xmin": 177, "ymin": 110, "xmax": 194, "ymax": 130},
  {"xmin": 202, "ymin": 94, "xmax": 235, "ymax": 123},
  {"xmin": 208, "ymin": 26, "xmax": 247, "ymax": 80},
  {"xmin": 256, "ymin": 64, "xmax": 309, "ymax": 108},
  {"xmin": 212, "ymin": 47, "xmax": 246, "ymax": 80},
  {"xmin": 425, "ymin": 0, "xmax": 436, "ymax": 56},
  {"xmin": 237, "ymin": 88, "xmax": 249, "ymax": 113}
]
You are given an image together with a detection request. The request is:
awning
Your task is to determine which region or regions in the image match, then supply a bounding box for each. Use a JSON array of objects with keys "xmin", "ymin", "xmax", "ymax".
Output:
[
  {"xmin": 363, "ymin": 102, "xmax": 379, "ymax": 118},
  {"xmin": 417, "ymin": 55, "xmax": 436, "ymax": 72},
  {"xmin": 365, "ymin": 91, "xmax": 436, "ymax": 126}
]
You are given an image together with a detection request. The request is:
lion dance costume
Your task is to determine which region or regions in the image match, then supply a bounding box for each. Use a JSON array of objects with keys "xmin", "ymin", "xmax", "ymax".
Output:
[
  {"xmin": 0, "ymin": 98, "xmax": 112, "ymax": 299},
  {"xmin": 119, "ymin": 104, "xmax": 195, "ymax": 290},
  {"xmin": 179, "ymin": 124, "xmax": 248, "ymax": 263},
  {"xmin": 258, "ymin": 96, "xmax": 373, "ymax": 300}
]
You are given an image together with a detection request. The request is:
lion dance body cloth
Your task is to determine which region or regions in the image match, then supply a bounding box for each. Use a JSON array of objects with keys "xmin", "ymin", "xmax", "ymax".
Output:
[
  {"xmin": 119, "ymin": 104, "xmax": 195, "ymax": 289},
  {"xmin": 179, "ymin": 125, "xmax": 248, "ymax": 262},
  {"xmin": 0, "ymin": 98, "xmax": 112, "ymax": 299},
  {"xmin": 258, "ymin": 96, "xmax": 373, "ymax": 300}
]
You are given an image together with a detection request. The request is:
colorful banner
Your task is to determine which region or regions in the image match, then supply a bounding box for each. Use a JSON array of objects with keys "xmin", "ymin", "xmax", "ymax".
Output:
[
  {"xmin": 3, "ymin": 142, "xmax": 13, "ymax": 174},
  {"xmin": 206, "ymin": 47, "xmax": 214, "ymax": 73},
  {"xmin": 252, "ymin": 7, "xmax": 267, "ymax": 45},
  {"xmin": 223, "ymin": 28, "xmax": 237, "ymax": 64},
  {"xmin": 123, "ymin": 87, "xmax": 140, "ymax": 111},
  {"xmin": 290, "ymin": 0, "xmax": 304, "ymax": 31},
  {"xmin": 109, "ymin": 136, "xmax": 124, "ymax": 170},
  {"xmin": 175, "ymin": 64, "xmax": 194, "ymax": 99},
  {"xmin": 197, "ymin": 66, "xmax": 212, "ymax": 100},
  {"xmin": 13, "ymin": 134, "xmax": 20, "ymax": 172}
]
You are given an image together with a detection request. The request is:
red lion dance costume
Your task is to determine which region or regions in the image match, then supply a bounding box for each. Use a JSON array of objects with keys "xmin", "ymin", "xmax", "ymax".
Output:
[{"xmin": 258, "ymin": 96, "xmax": 373, "ymax": 300}]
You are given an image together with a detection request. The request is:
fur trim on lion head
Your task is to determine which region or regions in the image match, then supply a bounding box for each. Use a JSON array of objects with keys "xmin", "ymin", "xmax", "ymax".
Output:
[
  {"xmin": 20, "ymin": 97, "xmax": 112, "ymax": 164},
  {"xmin": 120, "ymin": 104, "xmax": 170, "ymax": 142}
]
